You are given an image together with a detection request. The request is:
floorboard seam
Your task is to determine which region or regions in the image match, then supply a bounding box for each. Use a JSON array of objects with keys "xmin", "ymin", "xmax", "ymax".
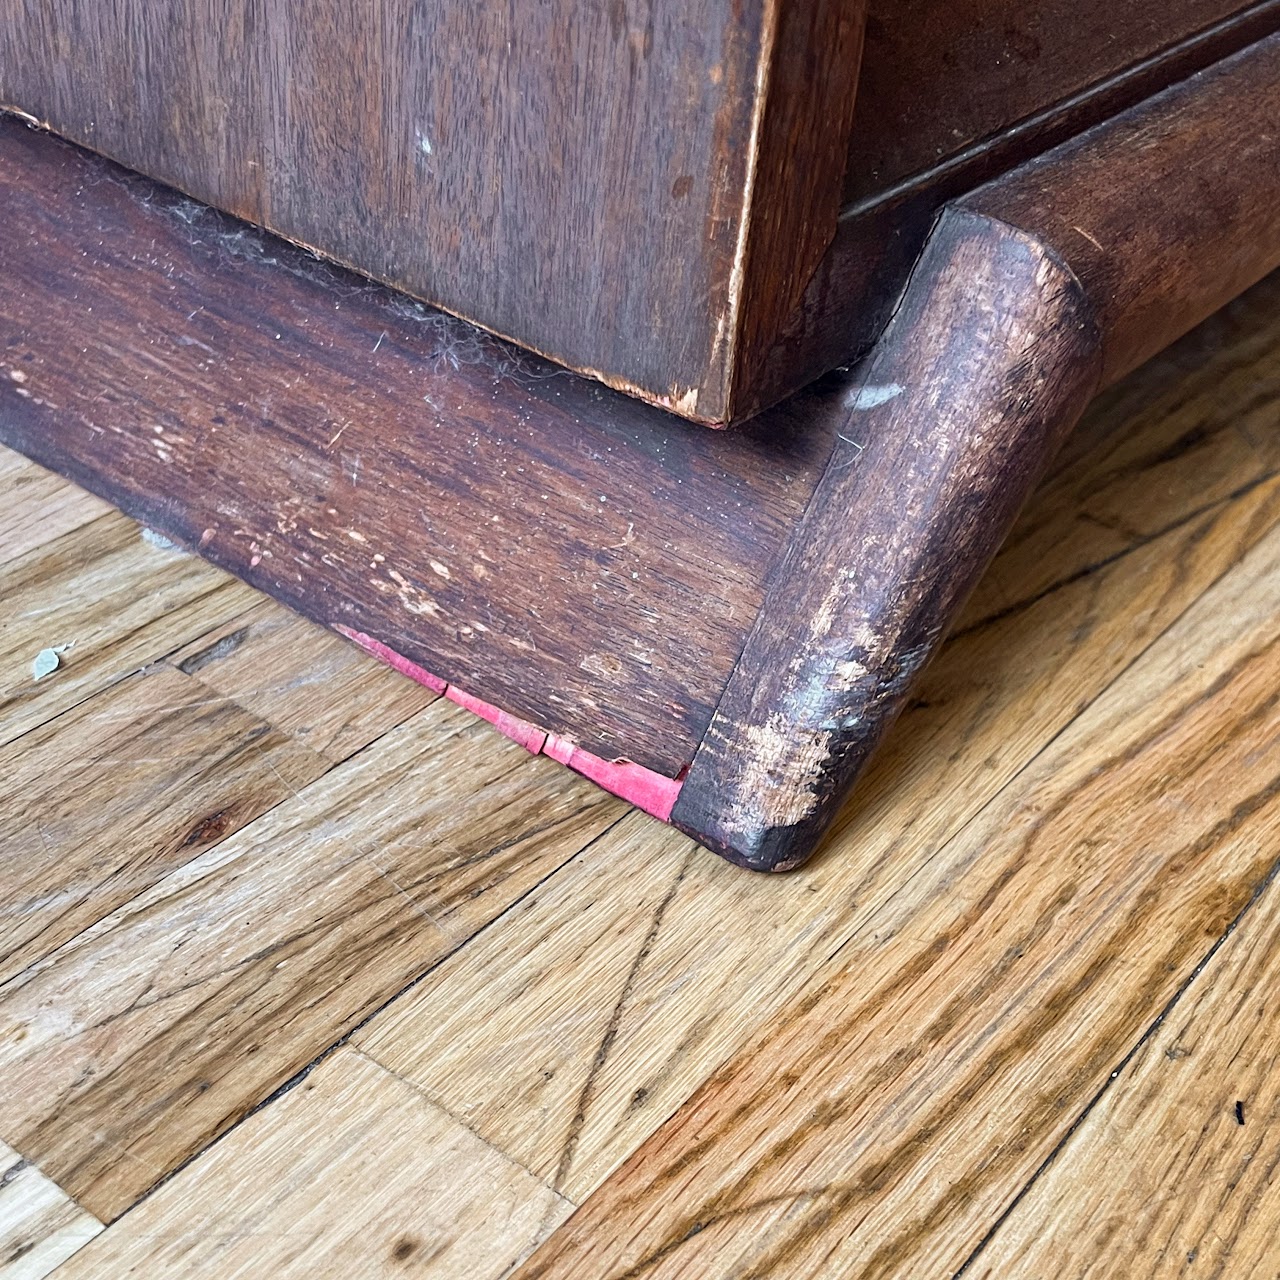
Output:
[
  {"xmin": 345, "ymin": 1043, "xmax": 574, "ymax": 1202},
  {"xmin": 951, "ymin": 461, "xmax": 1280, "ymax": 642},
  {"xmin": 952, "ymin": 843, "xmax": 1280, "ymax": 1277},
  {"xmin": 1, "ymin": 579, "xmax": 244, "ymax": 753},
  {"xmin": 91, "ymin": 806, "xmax": 636, "ymax": 1226}
]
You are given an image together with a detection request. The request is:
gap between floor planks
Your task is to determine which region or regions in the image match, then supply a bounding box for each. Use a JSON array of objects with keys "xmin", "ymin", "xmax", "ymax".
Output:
[
  {"xmin": 2, "ymin": 271, "xmax": 1280, "ymax": 1276},
  {"xmin": 1, "ymin": 468, "xmax": 632, "ymax": 1277}
]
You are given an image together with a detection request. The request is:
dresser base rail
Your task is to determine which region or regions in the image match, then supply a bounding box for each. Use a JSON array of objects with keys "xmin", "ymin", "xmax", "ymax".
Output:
[{"xmin": 4, "ymin": 33, "xmax": 1279, "ymax": 870}]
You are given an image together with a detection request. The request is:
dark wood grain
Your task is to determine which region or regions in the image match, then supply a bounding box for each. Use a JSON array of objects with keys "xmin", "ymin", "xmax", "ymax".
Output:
[
  {"xmin": 672, "ymin": 209, "xmax": 1101, "ymax": 869},
  {"xmin": 9, "ymin": 0, "xmax": 1275, "ymax": 424},
  {"xmin": 0, "ymin": 117, "xmax": 845, "ymax": 779},
  {"xmin": 0, "ymin": 0, "xmax": 866, "ymax": 425},
  {"xmin": 726, "ymin": 0, "xmax": 865, "ymax": 415},
  {"xmin": 744, "ymin": 0, "xmax": 1280, "ymax": 417},
  {"xmin": 845, "ymin": 0, "xmax": 1254, "ymax": 200},
  {"xmin": 674, "ymin": 29, "xmax": 1280, "ymax": 870},
  {"xmin": 965, "ymin": 33, "xmax": 1280, "ymax": 384}
]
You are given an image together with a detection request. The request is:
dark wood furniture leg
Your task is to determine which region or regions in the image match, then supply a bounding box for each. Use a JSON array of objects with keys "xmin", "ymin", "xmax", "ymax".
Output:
[
  {"xmin": 671, "ymin": 209, "xmax": 1101, "ymax": 868},
  {"xmin": 674, "ymin": 37, "xmax": 1280, "ymax": 867},
  {"xmin": 3, "ymin": 36, "xmax": 1279, "ymax": 872}
]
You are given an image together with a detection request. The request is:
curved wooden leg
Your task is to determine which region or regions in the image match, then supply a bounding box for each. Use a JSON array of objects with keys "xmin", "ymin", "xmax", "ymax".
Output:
[
  {"xmin": 670, "ymin": 207, "xmax": 1102, "ymax": 870},
  {"xmin": 674, "ymin": 34, "xmax": 1280, "ymax": 871},
  {"xmin": 3, "ymin": 36, "xmax": 1276, "ymax": 876}
]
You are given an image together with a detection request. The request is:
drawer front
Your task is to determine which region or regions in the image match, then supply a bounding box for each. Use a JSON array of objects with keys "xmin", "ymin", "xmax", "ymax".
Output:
[
  {"xmin": 845, "ymin": 0, "xmax": 1254, "ymax": 200},
  {"xmin": 0, "ymin": 1, "xmax": 862, "ymax": 425}
]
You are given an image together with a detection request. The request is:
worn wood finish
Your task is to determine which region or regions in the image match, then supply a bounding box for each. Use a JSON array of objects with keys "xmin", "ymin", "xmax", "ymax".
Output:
[
  {"xmin": 966, "ymin": 32, "xmax": 1280, "ymax": 384},
  {"xmin": 5, "ymin": 268, "xmax": 1280, "ymax": 1273},
  {"xmin": 973, "ymin": 863, "xmax": 1280, "ymax": 1277},
  {"xmin": 751, "ymin": 0, "xmax": 1280, "ymax": 415},
  {"xmin": 673, "ymin": 208, "xmax": 1100, "ymax": 868},
  {"xmin": 9, "ymin": 2, "xmax": 1276, "ymax": 421},
  {"xmin": 514, "ymin": 501, "xmax": 1280, "ymax": 1279},
  {"xmin": 674, "ymin": 31, "xmax": 1280, "ymax": 868},
  {"xmin": 0, "ymin": 0, "xmax": 865, "ymax": 424},
  {"xmin": 6, "ymin": 33, "xmax": 1280, "ymax": 873},
  {"xmin": 53, "ymin": 1049, "xmax": 568, "ymax": 1279},
  {"xmin": 0, "ymin": 115, "xmax": 837, "ymax": 779}
]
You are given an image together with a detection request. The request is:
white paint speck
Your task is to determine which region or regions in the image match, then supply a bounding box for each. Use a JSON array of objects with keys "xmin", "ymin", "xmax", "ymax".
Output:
[
  {"xmin": 9, "ymin": 369, "xmax": 28, "ymax": 383},
  {"xmin": 32, "ymin": 642, "xmax": 74, "ymax": 681},
  {"xmin": 141, "ymin": 527, "xmax": 181, "ymax": 552},
  {"xmin": 846, "ymin": 382, "xmax": 905, "ymax": 411},
  {"xmin": 416, "ymin": 130, "xmax": 434, "ymax": 157}
]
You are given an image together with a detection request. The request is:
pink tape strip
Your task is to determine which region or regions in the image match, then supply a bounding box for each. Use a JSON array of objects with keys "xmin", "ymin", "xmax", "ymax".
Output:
[
  {"xmin": 444, "ymin": 684, "xmax": 548, "ymax": 755},
  {"xmin": 543, "ymin": 734, "xmax": 683, "ymax": 822},
  {"xmin": 334, "ymin": 626, "xmax": 684, "ymax": 822}
]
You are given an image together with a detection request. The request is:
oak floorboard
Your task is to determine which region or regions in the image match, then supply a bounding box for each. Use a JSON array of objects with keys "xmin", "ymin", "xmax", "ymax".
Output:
[
  {"xmin": 970, "ymin": 848, "xmax": 1280, "ymax": 1277},
  {"xmin": 966, "ymin": 272, "xmax": 1280, "ymax": 624},
  {"xmin": 1, "ymin": 513, "xmax": 257, "ymax": 748},
  {"xmin": 0, "ymin": 449, "xmax": 111, "ymax": 570},
  {"xmin": 0, "ymin": 664, "xmax": 326, "ymax": 984},
  {"xmin": 50, "ymin": 1048, "xmax": 568, "ymax": 1279},
  {"xmin": 510, "ymin": 482, "xmax": 1280, "ymax": 1277},
  {"xmin": 0, "ymin": 1140, "xmax": 101, "ymax": 1280},
  {"xmin": 0, "ymin": 699, "xmax": 625, "ymax": 1222},
  {"xmin": 354, "ymin": 285, "xmax": 1280, "ymax": 1204},
  {"xmin": 168, "ymin": 601, "xmax": 437, "ymax": 762}
]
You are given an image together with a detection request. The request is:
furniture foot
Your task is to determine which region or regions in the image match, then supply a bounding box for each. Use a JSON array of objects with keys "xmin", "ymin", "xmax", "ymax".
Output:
[
  {"xmin": 3, "ymin": 33, "xmax": 1278, "ymax": 872},
  {"xmin": 670, "ymin": 208, "xmax": 1101, "ymax": 869}
]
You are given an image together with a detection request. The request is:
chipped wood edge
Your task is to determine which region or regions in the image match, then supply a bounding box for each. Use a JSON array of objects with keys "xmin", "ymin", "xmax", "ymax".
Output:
[
  {"xmin": 669, "ymin": 207, "xmax": 1103, "ymax": 870},
  {"xmin": 671, "ymin": 31, "xmax": 1280, "ymax": 871}
]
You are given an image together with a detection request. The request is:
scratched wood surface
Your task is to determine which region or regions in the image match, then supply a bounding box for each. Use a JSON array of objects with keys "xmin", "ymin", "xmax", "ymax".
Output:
[
  {"xmin": 0, "ymin": 0, "xmax": 863, "ymax": 423},
  {"xmin": 3, "ymin": 275, "xmax": 1280, "ymax": 1274}
]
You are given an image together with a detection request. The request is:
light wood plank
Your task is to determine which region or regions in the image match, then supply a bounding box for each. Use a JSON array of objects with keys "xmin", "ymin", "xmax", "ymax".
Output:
[
  {"xmin": 968, "ymin": 272, "xmax": 1280, "ymax": 623},
  {"xmin": 0, "ymin": 698, "xmax": 624, "ymax": 1222},
  {"xmin": 53, "ymin": 1048, "xmax": 567, "ymax": 1279},
  {"xmin": 971, "ymin": 864, "xmax": 1280, "ymax": 1277},
  {"xmin": 1, "ymin": 514, "xmax": 257, "ymax": 747},
  {"xmin": 168, "ymin": 602, "xmax": 437, "ymax": 762},
  {"xmin": 510, "ymin": 489, "xmax": 1280, "ymax": 1277},
  {"xmin": 0, "ymin": 664, "xmax": 327, "ymax": 983},
  {"xmin": 355, "ymin": 352, "xmax": 1280, "ymax": 1201},
  {"xmin": 0, "ymin": 1140, "xmax": 101, "ymax": 1280},
  {"xmin": 0, "ymin": 450, "xmax": 112, "ymax": 570}
]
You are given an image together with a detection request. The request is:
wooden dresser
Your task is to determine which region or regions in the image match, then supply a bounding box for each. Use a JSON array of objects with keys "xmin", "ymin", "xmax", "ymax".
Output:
[{"xmin": 3, "ymin": 3, "xmax": 1279, "ymax": 867}]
